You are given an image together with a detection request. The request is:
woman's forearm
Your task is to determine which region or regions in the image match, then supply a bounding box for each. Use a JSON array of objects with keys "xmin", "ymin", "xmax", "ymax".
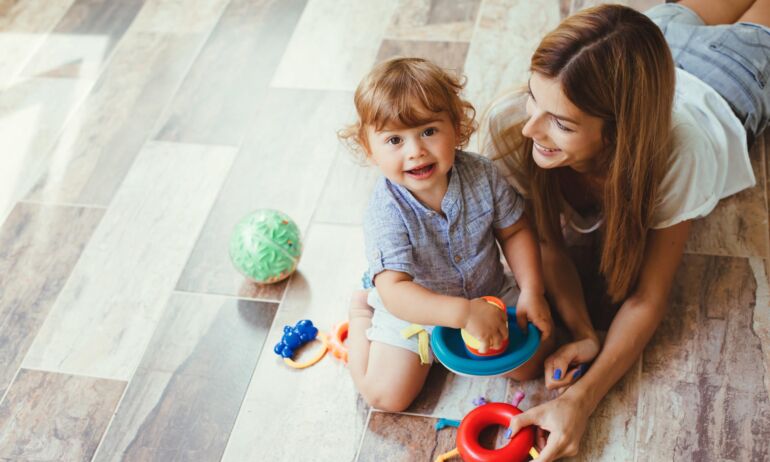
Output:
[
  {"xmin": 540, "ymin": 243, "xmax": 596, "ymax": 339},
  {"xmin": 567, "ymin": 295, "xmax": 667, "ymax": 410}
]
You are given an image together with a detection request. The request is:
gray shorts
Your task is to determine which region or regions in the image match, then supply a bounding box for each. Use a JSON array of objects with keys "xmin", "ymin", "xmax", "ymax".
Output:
[
  {"xmin": 366, "ymin": 281, "xmax": 519, "ymax": 363},
  {"xmin": 646, "ymin": 3, "xmax": 770, "ymax": 144}
]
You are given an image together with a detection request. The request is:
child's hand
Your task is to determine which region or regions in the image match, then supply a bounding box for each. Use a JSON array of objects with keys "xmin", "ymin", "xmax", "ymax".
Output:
[
  {"xmin": 515, "ymin": 289, "xmax": 553, "ymax": 341},
  {"xmin": 463, "ymin": 298, "xmax": 508, "ymax": 353}
]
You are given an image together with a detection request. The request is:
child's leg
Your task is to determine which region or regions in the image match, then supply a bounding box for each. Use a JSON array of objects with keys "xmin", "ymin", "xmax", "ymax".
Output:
[
  {"xmin": 677, "ymin": 0, "xmax": 754, "ymax": 25},
  {"xmin": 347, "ymin": 290, "xmax": 432, "ymax": 412},
  {"xmin": 739, "ymin": 0, "xmax": 770, "ymax": 27},
  {"xmin": 503, "ymin": 333, "xmax": 556, "ymax": 381}
]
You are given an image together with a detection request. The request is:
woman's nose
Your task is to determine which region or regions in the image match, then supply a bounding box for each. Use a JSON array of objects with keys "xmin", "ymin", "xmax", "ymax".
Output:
[{"xmin": 521, "ymin": 114, "xmax": 541, "ymax": 139}]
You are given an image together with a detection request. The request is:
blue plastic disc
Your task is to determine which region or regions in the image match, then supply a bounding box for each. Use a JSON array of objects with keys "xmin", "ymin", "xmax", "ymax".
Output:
[{"xmin": 431, "ymin": 307, "xmax": 541, "ymax": 377}]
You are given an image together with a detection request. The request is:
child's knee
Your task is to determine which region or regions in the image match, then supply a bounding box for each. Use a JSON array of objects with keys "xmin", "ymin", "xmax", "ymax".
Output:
[{"xmin": 360, "ymin": 384, "xmax": 414, "ymax": 412}]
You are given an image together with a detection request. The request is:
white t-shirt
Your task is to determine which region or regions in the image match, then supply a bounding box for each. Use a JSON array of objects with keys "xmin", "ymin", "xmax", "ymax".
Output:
[{"xmin": 651, "ymin": 68, "xmax": 755, "ymax": 229}]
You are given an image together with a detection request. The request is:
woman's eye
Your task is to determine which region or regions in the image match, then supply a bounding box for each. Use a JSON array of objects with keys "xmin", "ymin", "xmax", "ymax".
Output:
[
  {"xmin": 386, "ymin": 136, "xmax": 402, "ymax": 145},
  {"xmin": 422, "ymin": 127, "xmax": 437, "ymax": 136},
  {"xmin": 553, "ymin": 118, "xmax": 574, "ymax": 132}
]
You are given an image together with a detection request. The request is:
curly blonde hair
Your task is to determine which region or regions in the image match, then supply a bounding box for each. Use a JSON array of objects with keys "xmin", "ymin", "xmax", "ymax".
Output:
[{"xmin": 339, "ymin": 57, "xmax": 477, "ymax": 160}]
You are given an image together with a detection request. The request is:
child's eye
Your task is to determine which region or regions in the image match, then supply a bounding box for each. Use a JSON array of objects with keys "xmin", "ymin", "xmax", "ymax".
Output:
[
  {"xmin": 386, "ymin": 136, "xmax": 402, "ymax": 145},
  {"xmin": 422, "ymin": 127, "xmax": 437, "ymax": 137},
  {"xmin": 553, "ymin": 118, "xmax": 574, "ymax": 132}
]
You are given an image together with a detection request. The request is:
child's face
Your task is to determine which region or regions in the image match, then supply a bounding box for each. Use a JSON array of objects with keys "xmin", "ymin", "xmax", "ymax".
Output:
[{"xmin": 365, "ymin": 112, "xmax": 457, "ymax": 201}]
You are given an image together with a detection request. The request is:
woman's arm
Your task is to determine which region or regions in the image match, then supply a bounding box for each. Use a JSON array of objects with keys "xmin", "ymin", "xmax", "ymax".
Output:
[
  {"xmin": 568, "ymin": 220, "xmax": 691, "ymax": 410},
  {"xmin": 539, "ymin": 237, "xmax": 601, "ymax": 388},
  {"xmin": 509, "ymin": 220, "xmax": 691, "ymax": 461}
]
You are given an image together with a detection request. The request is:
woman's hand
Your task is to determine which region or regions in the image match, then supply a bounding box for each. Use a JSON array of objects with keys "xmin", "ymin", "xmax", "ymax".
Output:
[
  {"xmin": 462, "ymin": 298, "xmax": 508, "ymax": 353},
  {"xmin": 515, "ymin": 289, "xmax": 554, "ymax": 341},
  {"xmin": 544, "ymin": 335, "xmax": 600, "ymax": 392},
  {"xmin": 507, "ymin": 389, "xmax": 592, "ymax": 461}
]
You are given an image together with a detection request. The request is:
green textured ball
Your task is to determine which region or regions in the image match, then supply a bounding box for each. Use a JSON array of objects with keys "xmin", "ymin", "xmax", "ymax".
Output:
[{"xmin": 229, "ymin": 209, "xmax": 302, "ymax": 284}]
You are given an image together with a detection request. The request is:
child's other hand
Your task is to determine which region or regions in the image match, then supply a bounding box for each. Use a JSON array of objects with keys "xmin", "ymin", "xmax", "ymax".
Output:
[
  {"xmin": 515, "ymin": 290, "xmax": 553, "ymax": 341},
  {"xmin": 463, "ymin": 298, "xmax": 508, "ymax": 353}
]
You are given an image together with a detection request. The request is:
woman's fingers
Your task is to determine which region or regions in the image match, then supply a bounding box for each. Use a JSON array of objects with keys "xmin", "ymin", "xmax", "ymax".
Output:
[
  {"xmin": 545, "ymin": 345, "xmax": 577, "ymax": 389},
  {"xmin": 507, "ymin": 409, "xmax": 536, "ymax": 436},
  {"xmin": 534, "ymin": 438, "xmax": 561, "ymax": 462}
]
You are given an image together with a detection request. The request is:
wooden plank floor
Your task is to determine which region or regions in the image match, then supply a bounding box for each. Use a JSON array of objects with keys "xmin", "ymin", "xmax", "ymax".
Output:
[{"xmin": 0, "ymin": 0, "xmax": 768, "ymax": 460}]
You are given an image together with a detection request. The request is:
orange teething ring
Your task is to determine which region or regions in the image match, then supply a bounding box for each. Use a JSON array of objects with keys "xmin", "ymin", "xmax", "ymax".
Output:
[{"xmin": 329, "ymin": 321, "xmax": 349, "ymax": 363}]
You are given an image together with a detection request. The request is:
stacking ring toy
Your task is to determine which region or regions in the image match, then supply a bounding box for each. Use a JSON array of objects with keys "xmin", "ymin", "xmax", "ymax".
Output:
[
  {"xmin": 461, "ymin": 296, "xmax": 509, "ymax": 357},
  {"xmin": 283, "ymin": 332, "xmax": 329, "ymax": 369},
  {"xmin": 329, "ymin": 321, "xmax": 349, "ymax": 363},
  {"xmin": 431, "ymin": 306, "xmax": 540, "ymax": 376},
  {"xmin": 456, "ymin": 402, "xmax": 534, "ymax": 462}
]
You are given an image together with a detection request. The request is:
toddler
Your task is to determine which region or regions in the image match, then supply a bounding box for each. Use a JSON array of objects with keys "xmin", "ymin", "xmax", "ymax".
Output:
[{"xmin": 339, "ymin": 57, "xmax": 554, "ymax": 412}]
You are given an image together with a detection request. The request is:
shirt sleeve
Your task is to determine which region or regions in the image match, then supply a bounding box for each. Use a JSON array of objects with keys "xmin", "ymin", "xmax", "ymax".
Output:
[
  {"xmin": 486, "ymin": 158, "xmax": 525, "ymax": 229},
  {"xmin": 651, "ymin": 122, "xmax": 721, "ymax": 229},
  {"xmin": 363, "ymin": 196, "xmax": 415, "ymax": 285}
]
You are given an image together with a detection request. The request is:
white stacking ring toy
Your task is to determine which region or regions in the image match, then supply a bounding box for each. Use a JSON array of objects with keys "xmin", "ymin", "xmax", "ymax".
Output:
[{"xmin": 431, "ymin": 296, "xmax": 541, "ymax": 377}]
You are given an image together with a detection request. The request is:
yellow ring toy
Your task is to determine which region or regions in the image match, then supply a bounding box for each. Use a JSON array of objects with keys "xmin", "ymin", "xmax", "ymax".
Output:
[{"xmin": 283, "ymin": 332, "xmax": 329, "ymax": 369}]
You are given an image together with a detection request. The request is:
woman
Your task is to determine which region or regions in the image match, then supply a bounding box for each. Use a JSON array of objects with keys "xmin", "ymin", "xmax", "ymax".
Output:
[{"xmin": 484, "ymin": 1, "xmax": 769, "ymax": 460}]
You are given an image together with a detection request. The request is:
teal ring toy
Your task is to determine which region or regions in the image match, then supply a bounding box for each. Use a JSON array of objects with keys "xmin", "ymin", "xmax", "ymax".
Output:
[{"xmin": 431, "ymin": 307, "xmax": 540, "ymax": 377}]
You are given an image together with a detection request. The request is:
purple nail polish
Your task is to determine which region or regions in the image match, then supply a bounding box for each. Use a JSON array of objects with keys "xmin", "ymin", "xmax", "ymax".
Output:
[
  {"xmin": 504, "ymin": 428, "xmax": 513, "ymax": 439},
  {"xmin": 573, "ymin": 368, "xmax": 582, "ymax": 379},
  {"xmin": 554, "ymin": 368, "xmax": 562, "ymax": 380}
]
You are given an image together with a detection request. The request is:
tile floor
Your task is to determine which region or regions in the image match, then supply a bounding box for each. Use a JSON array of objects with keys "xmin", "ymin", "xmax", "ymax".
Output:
[{"xmin": 0, "ymin": 0, "xmax": 768, "ymax": 460}]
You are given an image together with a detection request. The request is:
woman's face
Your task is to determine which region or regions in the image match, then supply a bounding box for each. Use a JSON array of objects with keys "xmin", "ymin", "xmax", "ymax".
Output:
[{"xmin": 522, "ymin": 72, "xmax": 606, "ymax": 173}]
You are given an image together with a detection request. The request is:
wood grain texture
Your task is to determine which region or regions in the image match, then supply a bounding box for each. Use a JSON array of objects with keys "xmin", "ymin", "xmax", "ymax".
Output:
[
  {"xmin": 384, "ymin": 0, "xmax": 482, "ymax": 42},
  {"xmin": 357, "ymin": 412, "xmax": 460, "ymax": 462},
  {"xmin": 463, "ymin": 0, "xmax": 561, "ymax": 112},
  {"xmin": 27, "ymin": 32, "xmax": 206, "ymax": 206},
  {"xmin": 154, "ymin": 0, "xmax": 307, "ymax": 146},
  {"xmin": 0, "ymin": 76, "xmax": 93, "ymax": 222},
  {"xmin": 0, "ymin": 369, "xmax": 125, "ymax": 461},
  {"xmin": 20, "ymin": 0, "xmax": 145, "ymax": 79},
  {"xmin": 270, "ymin": 0, "xmax": 398, "ymax": 91},
  {"xmin": 0, "ymin": 202, "xmax": 103, "ymax": 398},
  {"xmin": 637, "ymin": 254, "xmax": 770, "ymax": 460},
  {"xmin": 93, "ymin": 294, "xmax": 277, "ymax": 462},
  {"xmin": 23, "ymin": 141, "xmax": 236, "ymax": 380},
  {"xmin": 0, "ymin": 0, "xmax": 76, "ymax": 88}
]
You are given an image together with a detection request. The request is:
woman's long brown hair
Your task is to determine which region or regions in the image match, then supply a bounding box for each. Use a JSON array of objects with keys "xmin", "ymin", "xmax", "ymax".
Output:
[{"xmin": 484, "ymin": 5, "xmax": 675, "ymax": 302}]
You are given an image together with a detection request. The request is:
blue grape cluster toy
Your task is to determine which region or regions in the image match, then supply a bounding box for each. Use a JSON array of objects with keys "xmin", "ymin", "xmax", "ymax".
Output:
[{"xmin": 274, "ymin": 320, "xmax": 319, "ymax": 359}]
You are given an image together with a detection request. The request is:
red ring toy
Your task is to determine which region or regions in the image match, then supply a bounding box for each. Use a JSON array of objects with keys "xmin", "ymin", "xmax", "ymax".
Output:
[{"xmin": 456, "ymin": 402, "xmax": 534, "ymax": 462}]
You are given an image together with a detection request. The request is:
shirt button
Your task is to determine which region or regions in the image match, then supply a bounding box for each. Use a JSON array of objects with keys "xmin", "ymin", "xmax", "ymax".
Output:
[
  {"xmin": 454, "ymin": 255, "xmax": 462, "ymax": 263},
  {"xmin": 372, "ymin": 250, "xmax": 381, "ymax": 258}
]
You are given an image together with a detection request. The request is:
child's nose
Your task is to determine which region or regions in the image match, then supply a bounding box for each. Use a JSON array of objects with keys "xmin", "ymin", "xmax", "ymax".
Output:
[{"xmin": 407, "ymin": 139, "xmax": 427, "ymax": 159}]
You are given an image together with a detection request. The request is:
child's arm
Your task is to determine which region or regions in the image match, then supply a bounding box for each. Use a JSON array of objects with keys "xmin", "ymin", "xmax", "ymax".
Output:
[
  {"xmin": 374, "ymin": 270, "xmax": 509, "ymax": 352},
  {"xmin": 495, "ymin": 214, "xmax": 553, "ymax": 339}
]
